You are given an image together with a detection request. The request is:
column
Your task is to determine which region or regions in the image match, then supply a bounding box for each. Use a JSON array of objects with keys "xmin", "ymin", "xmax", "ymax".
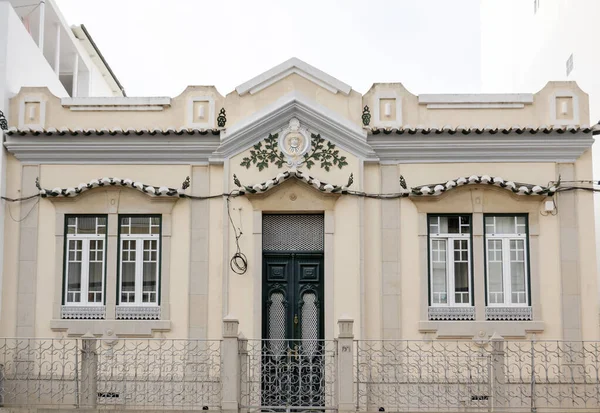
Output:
[
  {"xmin": 556, "ymin": 163, "xmax": 582, "ymax": 342},
  {"xmin": 16, "ymin": 165, "xmax": 40, "ymax": 337},
  {"xmin": 221, "ymin": 317, "xmax": 240, "ymax": 413},
  {"xmin": 337, "ymin": 317, "xmax": 354, "ymax": 413},
  {"xmin": 380, "ymin": 165, "xmax": 401, "ymax": 338},
  {"xmin": 189, "ymin": 166, "xmax": 210, "ymax": 339}
]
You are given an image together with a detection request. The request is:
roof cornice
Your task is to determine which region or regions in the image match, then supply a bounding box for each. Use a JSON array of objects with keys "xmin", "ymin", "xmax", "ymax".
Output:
[
  {"xmin": 235, "ymin": 58, "xmax": 352, "ymax": 96},
  {"xmin": 4, "ymin": 132, "xmax": 220, "ymax": 164},
  {"xmin": 211, "ymin": 91, "xmax": 376, "ymax": 163},
  {"xmin": 368, "ymin": 131, "xmax": 594, "ymax": 163}
]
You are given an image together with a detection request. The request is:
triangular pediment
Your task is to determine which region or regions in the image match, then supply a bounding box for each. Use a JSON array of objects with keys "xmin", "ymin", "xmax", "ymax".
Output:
[
  {"xmin": 210, "ymin": 91, "xmax": 376, "ymax": 163},
  {"xmin": 235, "ymin": 58, "xmax": 352, "ymax": 96}
]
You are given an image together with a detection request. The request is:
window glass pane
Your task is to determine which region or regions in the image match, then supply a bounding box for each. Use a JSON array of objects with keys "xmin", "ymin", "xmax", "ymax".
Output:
[
  {"xmin": 88, "ymin": 263, "xmax": 103, "ymax": 302},
  {"xmin": 430, "ymin": 216, "xmax": 470, "ymax": 234},
  {"xmin": 428, "ymin": 216, "xmax": 440, "ymax": 234},
  {"xmin": 446, "ymin": 216, "xmax": 460, "ymax": 233},
  {"xmin": 459, "ymin": 215, "xmax": 470, "ymax": 230},
  {"xmin": 151, "ymin": 217, "xmax": 160, "ymax": 234},
  {"xmin": 487, "ymin": 239, "xmax": 504, "ymax": 304},
  {"xmin": 76, "ymin": 217, "xmax": 97, "ymax": 234},
  {"xmin": 121, "ymin": 239, "xmax": 136, "ymax": 303},
  {"xmin": 120, "ymin": 217, "xmax": 130, "ymax": 235},
  {"xmin": 453, "ymin": 239, "xmax": 469, "ymax": 304},
  {"xmin": 67, "ymin": 263, "xmax": 82, "ymax": 302},
  {"xmin": 130, "ymin": 217, "xmax": 151, "ymax": 234},
  {"xmin": 431, "ymin": 239, "xmax": 447, "ymax": 304},
  {"xmin": 510, "ymin": 239, "xmax": 527, "ymax": 304},
  {"xmin": 516, "ymin": 216, "xmax": 526, "ymax": 233}
]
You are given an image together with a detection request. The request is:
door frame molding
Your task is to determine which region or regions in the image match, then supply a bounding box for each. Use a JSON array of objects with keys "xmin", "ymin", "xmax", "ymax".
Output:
[{"xmin": 252, "ymin": 210, "xmax": 335, "ymax": 341}]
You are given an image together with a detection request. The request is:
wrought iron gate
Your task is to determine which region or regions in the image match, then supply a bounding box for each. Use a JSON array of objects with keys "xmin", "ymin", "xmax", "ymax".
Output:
[{"xmin": 260, "ymin": 214, "xmax": 326, "ymax": 409}]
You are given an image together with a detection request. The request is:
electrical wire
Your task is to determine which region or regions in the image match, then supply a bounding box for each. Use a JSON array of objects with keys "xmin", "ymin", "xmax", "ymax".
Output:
[
  {"xmin": 6, "ymin": 197, "xmax": 40, "ymax": 223},
  {"xmin": 226, "ymin": 196, "xmax": 247, "ymax": 275}
]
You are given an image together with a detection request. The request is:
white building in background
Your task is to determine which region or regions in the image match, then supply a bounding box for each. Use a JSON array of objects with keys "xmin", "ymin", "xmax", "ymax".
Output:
[{"xmin": 0, "ymin": 0, "xmax": 124, "ymax": 318}]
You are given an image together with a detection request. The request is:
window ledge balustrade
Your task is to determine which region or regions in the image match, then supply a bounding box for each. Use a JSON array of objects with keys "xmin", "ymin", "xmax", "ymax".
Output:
[
  {"xmin": 116, "ymin": 306, "xmax": 161, "ymax": 320},
  {"xmin": 61, "ymin": 305, "xmax": 106, "ymax": 320},
  {"xmin": 428, "ymin": 306, "xmax": 475, "ymax": 321},
  {"xmin": 486, "ymin": 306, "xmax": 532, "ymax": 321}
]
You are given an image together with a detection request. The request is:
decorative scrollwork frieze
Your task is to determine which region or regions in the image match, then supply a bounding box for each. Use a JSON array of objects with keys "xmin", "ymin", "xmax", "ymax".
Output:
[
  {"xmin": 116, "ymin": 306, "xmax": 161, "ymax": 320},
  {"xmin": 428, "ymin": 306, "xmax": 475, "ymax": 321},
  {"xmin": 486, "ymin": 306, "xmax": 532, "ymax": 321},
  {"xmin": 61, "ymin": 305, "xmax": 106, "ymax": 320}
]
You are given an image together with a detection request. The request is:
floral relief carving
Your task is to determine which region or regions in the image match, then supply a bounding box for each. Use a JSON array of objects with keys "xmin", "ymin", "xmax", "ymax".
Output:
[{"xmin": 240, "ymin": 119, "xmax": 348, "ymax": 172}]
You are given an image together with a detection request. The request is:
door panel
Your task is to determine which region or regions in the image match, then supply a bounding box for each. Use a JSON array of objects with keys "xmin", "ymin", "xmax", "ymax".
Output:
[{"xmin": 262, "ymin": 252, "xmax": 324, "ymax": 408}]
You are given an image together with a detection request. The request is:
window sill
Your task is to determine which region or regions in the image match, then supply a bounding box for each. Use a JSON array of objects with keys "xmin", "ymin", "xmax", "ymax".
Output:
[
  {"xmin": 418, "ymin": 320, "xmax": 544, "ymax": 339},
  {"xmin": 50, "ymin": 319, "xmax": 171, "ymax": 337}
]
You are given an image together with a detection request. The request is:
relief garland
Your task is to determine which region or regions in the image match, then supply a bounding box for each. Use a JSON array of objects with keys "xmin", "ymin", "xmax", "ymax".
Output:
[{"xmin": 240, "ymin": 133, "xmax": 348, "ymax": 171}]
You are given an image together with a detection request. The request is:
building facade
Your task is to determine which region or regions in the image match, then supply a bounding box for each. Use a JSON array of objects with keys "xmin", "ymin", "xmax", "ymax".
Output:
[{"xmin": 1, "ymin": 58, "xmax": 599, "ymax": 411}]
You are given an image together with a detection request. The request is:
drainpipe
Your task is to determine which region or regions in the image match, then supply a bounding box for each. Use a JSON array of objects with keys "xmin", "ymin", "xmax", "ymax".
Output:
[{"xmin": 38, "ymin": 0, "xmax": 46, "ymax": 50}]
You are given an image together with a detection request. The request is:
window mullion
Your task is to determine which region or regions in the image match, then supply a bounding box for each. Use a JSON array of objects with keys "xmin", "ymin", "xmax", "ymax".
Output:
[
  {"xmin": 80, "ymin": 238, "xmax": 90, "ymax": 305},
  {"xmin": 135, "ymin": 237, "xmax": 144, "ymax": 306},
  {"xmin": 447, "ymin": 237, "xmax": 455, "ymax": 306},
  {"xmin": 503, "ymin": 238, "xmax": 512, "ymax": 305}
]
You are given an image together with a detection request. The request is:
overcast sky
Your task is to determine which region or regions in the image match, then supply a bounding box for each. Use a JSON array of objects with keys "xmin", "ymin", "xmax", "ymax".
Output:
[{"xmin": 54, "ymin": 0, "xmax": 482, "ymax": 97}]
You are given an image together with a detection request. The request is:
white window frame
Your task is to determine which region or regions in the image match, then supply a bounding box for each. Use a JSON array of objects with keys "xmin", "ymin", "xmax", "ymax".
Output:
[
  {"xmin": 118, "ymin": 216, "xmax": 161, "ymax": 307},
  {"xmin": 64, "ymin": 216, "xmax": 106, "ymax": 306},
  {"xmin": 485, "ymin": 215, "xmax": 529, "ymax": 307},
  {"xmin": 429, "ymin": 215, "xmax": 472, "ymax": 307}
]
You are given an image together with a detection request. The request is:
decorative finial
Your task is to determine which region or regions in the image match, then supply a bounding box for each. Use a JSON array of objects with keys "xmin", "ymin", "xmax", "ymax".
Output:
[
  {"xmin": 217, "ymin": 108, "xmax": 227, "ymax": 128},
  {"xmin": 181, "ymin": 176, "xmax": 190, "ymax": 190},
  {"xmin": 233, "ymin": 174, "xmax": 241, "ymax": 188},
  {"xmin": 346, "ymin": 173, "xmax": 354, "ymax": 188},
  {"xmin": 0, "ymin": 110, "xmax": 7, "ymax": 131},
  {"xmin": 399, "ymin": 175, "xmax": 407, "ymax": 190},
  {"xmin": 362, "ymin": 105, "xmax": 371, "ymax": 126},
  {"xmin": 35, "ymin": 177, "xmax": 41, "ymax": 190}
]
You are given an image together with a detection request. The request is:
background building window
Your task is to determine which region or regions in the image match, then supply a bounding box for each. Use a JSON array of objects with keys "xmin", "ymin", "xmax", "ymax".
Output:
[
  {"xmin": 118, "ymin": 216, "xmax": 161, "ymax": 306},
  {"xmin": 428, "ymin": 215, "xmax": 472, "ymax": 306},
  {"xmin": 64, "ymin": 216, "xmax": 107, "ymax": 306},
  {"xmin": 485, "ymin": 215, "xmax": 529, "ymax": 306}
]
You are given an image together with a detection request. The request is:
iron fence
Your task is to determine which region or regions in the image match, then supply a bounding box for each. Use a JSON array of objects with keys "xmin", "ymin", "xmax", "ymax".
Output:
[
  {"xmin": 240, "ymin": 339, "xmax": 337, "ymax": 410},
  {"xmin": 355, "ymin": 339, "xmax": 600, "ymax": 411},
  {"xmin": 0, "ymin": 338, "xmax": 221, "ymax": 410}
]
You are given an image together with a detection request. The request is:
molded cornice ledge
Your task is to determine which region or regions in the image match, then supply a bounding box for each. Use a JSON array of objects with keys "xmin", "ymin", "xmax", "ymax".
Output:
[
  {"xmin": 368, "ymin": 132, "xmax": 594, "ymax": 163},
  {"xmin": 61, "ymin": 97, "xmax": 172, "ymax": 111},
  {"xmin": 211, "ymin": 91, "xmax": 377, "ymax": 163},
  {"xmin": 4, "ymin": 133, "xmax": 220, "ymax": 164}
]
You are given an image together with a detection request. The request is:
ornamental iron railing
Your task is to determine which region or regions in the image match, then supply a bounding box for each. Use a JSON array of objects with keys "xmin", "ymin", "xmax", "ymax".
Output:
[
  {"xmin": 356, "ymin": 339, "xmax": 600, "ymax": 411},
  {"xmin": 0, "ymin": 338, "xmax": 221, "ymax": 410},
  {"xmin": 1, "ymin": 330, "xmax": 600, "ymax": 412}
]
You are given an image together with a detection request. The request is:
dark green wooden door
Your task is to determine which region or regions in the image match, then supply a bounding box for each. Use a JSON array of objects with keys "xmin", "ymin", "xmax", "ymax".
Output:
[
  {"xmin": 263, "ymin": 252, "xmax": 324, "ymax": 343},
  {"xmin": 261, "ymin": 252, "xmax": 325, "ymax": 408}
]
